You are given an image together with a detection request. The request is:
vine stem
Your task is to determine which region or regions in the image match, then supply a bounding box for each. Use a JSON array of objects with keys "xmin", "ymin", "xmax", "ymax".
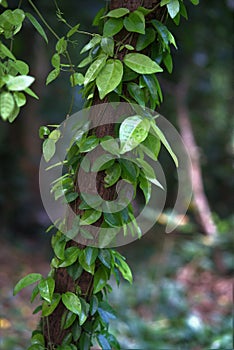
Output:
[{"xmin": 27, "ymin": 0, "xmax": 60, "ymax": 40}]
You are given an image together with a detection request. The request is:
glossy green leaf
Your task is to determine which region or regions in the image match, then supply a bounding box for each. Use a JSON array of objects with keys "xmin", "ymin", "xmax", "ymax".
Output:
[
  {"xmin": 90, "ymin": 295, "xmax": 99, "ymax": 315},
  {"xmin": 167, "ymin": 0, "xmax": 180, "ymax": 18},
  {"xmin": 93, "ymin": 266, "xmax": 108, "ymax": 293},
  {"xmin": 139, "ymin": 174, "xmax": 151, "ymax": 204},
  {"xmin": 124, "ymin": 53, "xmax": 163, "ymax": 74},
  {"xmin": 46, "ymin": 69, "xmax": 60, "ymax": 85},
  {"xmin": 136, "ymin": 157, "xmax": 164, "ymax": 188},
  {"xmin": 140, "ymin": 132, "xmax": 161, "ymax": 161},
  {"xmin": 190, "ymin": 0, "xmax": 199, "ymax": 4},
  {"xmin": 115, "ymin": 256, "xmax": 132, "ymax": 283},
  {"xmin": 25, "ymin": 87, "xmax": 39, "ymax": 99},
  {"xmin": 78, "ymin": 55, "xmax": 93, "ymax": 68},
  {"xmin": 123, "ymin": 10, "xmax": 145, "ymax": 34},
  {"xmin": 0, "ymin": 92, "xmax": 15, "ymax": 120},
  {"xmin": 151, "ymin": 20, "xmax": 177, "ymax": 48},
  {"xmin": 141, "ymin": 74, "xmax": 159, "ymax": 103},
  {"xmin": 56, "ymin": 37, "xmax": 67, "ymax": 54},
  {"xmin": 0, "ymin": 42, "xmax": 15, "ymax": 60},
  {"xmin": 31, "ymin": 333, "xmax": 45, "ymax": 346},
  {"xmin": 104, "ymin": 163, "xmax": 121, "ymax": 187},
  {"xmin": 79, "ymin": 135, "xmax": 99, "ymax": 152},
  {"xmin": 127, "ymin": 82, "xmax": 145, "ymax": 107},
  {"xmin": 39, "ymin": 126, "xmax": 50, "ymax": 139},
  {"xmin": 43, "ymin": 138, "xmax": 56, "ymax": 162},
  {"xmin": 80, "ymin": 209, "xmax": 102, "ymax": 225},
  {"xmin": 105, "ymin": 8, "xmax": 130, "ymax": 18},
  {"xmin": 26, "ymin": 12, "xmax": 48, "ymax": 43},
  {"xmin": 63, "ymin": 311, "xmax": 77, "ymax": 329},
  {"xmin": 14, "ymin": 60, "xmax": 29, "ymax": 75},
  {"xmin": 118, "ymin": 158, "xmax": 138, "ymax": 184},
  {"xmin": 100, "ymin": 137, "xmax": 120, "ymax": 155},
  {"xmin": 79, "ymin": 298, "xmax": 90, "ymax": 325},
  {"xmin": 72, "ymin": 320, "xmax": 81, "ymax": 342},
  {"xmin": 13, "ymin": 273, "xmax": 42, "ymax": 295},
  {"xmin": 80, "ymin": 35, "xmax": 101, "ymax": 54},
  {"xmin": 51, "ymin": 53, "xmax": 60, "ymax": 69},
  {"xmin": 151, "ymin": 122, "xmax": 178, "ymax": 167},
  {"xmin": 104, "ymin": 212, "xmax": 122, "ymax": 227},
  {"xmin": 163, "ymin": 52, "xmax": 173, "ymax": 73},
  {"xmin": 96, "ymin": 59, "xmax": 123, "ymax": 99},
  {"xmin": 91, "ymin": 153, "xmax": 115, "ymax": 172},
  {"xmin": 8, "ymin": 104, "xmax": 20, "ymax": 123},
  {"xmin": 13, "ymin": 92, "xmax": 26, "ymax": 107},
  {"xmin": 81, "ymin": 247, "xmax": 99, "ymax": 267},
  {"xmin": 119, "ymin": 115, "xmax": 150, "ymax": 153},
  {"xmin": 103, "ymin": 18, "xmax": 123, "ymax": 37},
  {"xmin": 98, "ymin": 249, "xmax": 112, "ymax": 269},
  {"xmin": 38, "ymin": 277, "xmax": 55, "ymax": 303},
  {"xmin": 97, "ymin": 334, "xmax": 112, "ymax": 350},
  {"xmin": 67, "ymin": 23, "xmax": 80, "ymax": 37},
  {"xmin": 7, "ymin": 75, "xmax": 35, "ymax": 91},
  {"xmin": 136, "ymin": 27, "xmax": 156, "ymax": 51},
  {"xmin": 62, "ymin": 292, "xmax": 81, "ymax": 316},
  {"xmin": 84, "ymin": 54, "xmax": 107, "ymax": 86},
  {"xmin": 42, "ymin": 293, "xmax": 61, "ymax": 317},
  {"xmin": 59, "ymin": 247, "xmax": 80, "ymax": 267},
  {"xmin": 79, "ymin": 332, "xmax": 91, "ymax": 350},
  {"xmin": 101, "ymin": 37, "xmax": 114, "ymax": 56}
]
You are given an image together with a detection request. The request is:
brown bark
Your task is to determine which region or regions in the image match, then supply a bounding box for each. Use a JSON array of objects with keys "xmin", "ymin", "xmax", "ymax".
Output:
[{"xmin": 44, "ymin": 0, "xmax": 163, "ymax": 346}]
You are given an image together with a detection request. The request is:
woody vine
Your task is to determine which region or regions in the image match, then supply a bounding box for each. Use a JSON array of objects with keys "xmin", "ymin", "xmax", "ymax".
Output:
[{"xmin": 0, "ymin": 0, "xmax": 199, "ymax": 349}]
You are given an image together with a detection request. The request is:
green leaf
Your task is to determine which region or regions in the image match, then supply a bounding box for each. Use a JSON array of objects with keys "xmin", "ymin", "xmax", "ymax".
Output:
[
  {"xmin": 13, "ymin": 92, "xmax": 26, "ymax": 107},
  {"xmin": 14, "ymin": 60, "xmax": 29, "ymax": 75},
  {"xmin": 26, "ymin": 12, "xmax": 48, "ymax": 43},
  {"xmin": 79, "ymin": 298, "xmax": 90, "ymax": 325},
  {"xmin": 115, "ymin": 256, "xmax": 132, "ymax": 283},
  {"xmin": 123, "ymin": 10, "xmax": 145, "ymax": 34},
  {"xmin": 70, "ymin": 72, "xmax": 84, "ymax": 87},
  {"xmin": 7, "ymin": 75, "xmax": 35, "ymax": 91},
  {"xmin": 140, "ymin": 132, "xmax": 161, "ymax": 161},
  {"xmin": 142, "ymin": 74, "xmax": 162, "ymax": 104},
  {"xmin": 96, "ymin": 59, "xmax": 123, "ymax": 99},
  {"xmin": 79, "ymin": 332, "xmax": 91, "ymax": 350},
  {"xmin": 105, "ymin": 8, "xmax": 130, "ymax": 18},
  {"xmin": 151, "ymin": 20, "xmax": 177, "ymax": 48},
  {"xmin": 84, "ymin": 54, "xmax": 107, "ymax": 86},
  {"xmin": 104, "ymin": 163, "xmax": 121, "ymax": 187},
  {"xmin": 98, "ymin": 249, "xmax": 112, "ymax": 269},
  {"xmin": 43, "ymin": 138, "xmax": 56, "ymax": 162},
  {"xmin": 59, "ymin": 247, "xmax": 80, "ymax": 267},
  {"xmin": 167, "ymin": 0, "xmax": 180, "ymax": 18},
  {"xmin": 80, "ymin": 35, "xmax": 101, "ymax": 54},
  {"xmin": 190, "ymin": 0, "xmax": 199, "ymax": 4},
  {"xmin": 151, "ymin": 122, "xmax": 178, "ymax": 167},
  {"xmin": 119, "ymin": 115, "xmax": 150, "ymax": 153},
  {"xmin": 25, "ymin": 87, "xmax": 39, "ymax": 99},
  {"xmin": 104, "ymin": 211, "xmax": 122, "ymax": 227},
  {"xmin": 31, "ymin": 333, "xmax": 45, "ymax": 346},
  {"xmin": 78, "ymin": 55, "xmax": 93, "ymax": 68},
  {"xmin": 80, "ymin": 209, "xmax": 102, "ymax": 226},
  {"xmin": 0, "ymin": 92, "xmax": 15, "ymax": 121},
  {"xmin": 62, "ymin": 311, "xmax": 77, "ymax": 329},
  {"xmin": 100, "ymin": 137, "xmax": 120, "ymax": 155},
  {"xmin": 136, "ymin": 27, "xmax": 156, "ymax": 51},
  {"xmin": 124, "ymin": 53, "xmax": 163, "ymax": 74},
  {"xmin": 56, "ymin": 37, "xmax": 67, "ymax": 54},
  {"xmin": 42, "ymin": 293, "xmax": 61, "ymax": 317},
  {"xmin": 93, "ymin": 266, "xmax": 108, "ymax": 293},
  {"xmin": 98, "ymin": 302, "xmax": 116, "ymax": 324},
  {"xmin": 163, "ymin": 52, "xmax": 173, "ymax": 73},
  {"xmin": 79, "ymin": 135, "xmax": 99, "ymax": 152},
  {"xmin": 127, "ymin": 82, "xmax": 145, "ymax": 107},
  {"xmin": 51, "ymin": 53, "xmax": 60, "ymax": 69},
  {"xmin": 91, "ymin": 154, "xmax": 115, "ymax": 172},
  {"xmin": 67, "ymin": 23, "xmax": 80, "ymax": 37},
  {"xmin": 62, "ymin": 292, "xmax": 81, "ymax": 316},
  {"xmin": 13, "ymin": 273, "xmax": 42, "ymax": 295},
  {"xmin": 46, "ymin": 69, "xmax": 60, "ymax": 85},
  {"xmin": 38, "ymin": 277, "xmax": 55, "ymax": 303},
  {"xmin": 103, "ymin": 18, "xmax": 123, "ymax": 37},
  {"xmin": 118, "ymin": 158, "xmax": 138, "ymax": 184},
  {"xmin": 101, "ymin": 37, "xmax": 114, "ymax": 56},
  {"xmin": 139, "ymin": 174, "xmax": 151, "ymax": 204},
  {"xmin": 97, "ymin": 334, "xmax": 111, "ymax": 350},
  {"xmin": 0, "ymin": 42, "xmax": 15, "ymax": 60},
  {"xmin": 90, "ymin": 295, "xmax": 99, "ymax": 316},
  {"xmin": 136, "ymin": 157, "xmax": 164, "ymax": 188},
  {"xmin": 8, "ymin": 104, "xmax": 20, "ymax": 123}
]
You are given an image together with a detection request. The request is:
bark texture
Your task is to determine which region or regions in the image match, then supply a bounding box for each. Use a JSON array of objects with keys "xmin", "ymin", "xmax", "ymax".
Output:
[{"xmin": 44, "ymin": 0, "xmax": 163, "ymax": 346}]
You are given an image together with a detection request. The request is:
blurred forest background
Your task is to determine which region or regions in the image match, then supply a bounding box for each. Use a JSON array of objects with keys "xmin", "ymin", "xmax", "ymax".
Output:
[{"xmin": 0, "ymin": 0, "xmax": 233, "ymax": 349}]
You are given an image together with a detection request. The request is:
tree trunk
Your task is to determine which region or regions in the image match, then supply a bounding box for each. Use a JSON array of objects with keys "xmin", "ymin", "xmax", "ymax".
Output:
[{"xmin": 44, "ymin": 0, "xmax": 163, "ymax": 346}]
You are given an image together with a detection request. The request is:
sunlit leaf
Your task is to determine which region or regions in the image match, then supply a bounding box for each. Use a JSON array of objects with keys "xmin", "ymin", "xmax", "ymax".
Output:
[
  {"xmin": 13, "ymin": 273, "xmax": 42, "ymax": 295},
  {"xmin": 124, "ymin": 53, "xmax": 163, "ymax": 74},
  {"xmin": 96, "ymin": 59, "xmax": 123, "ymax": 99}
]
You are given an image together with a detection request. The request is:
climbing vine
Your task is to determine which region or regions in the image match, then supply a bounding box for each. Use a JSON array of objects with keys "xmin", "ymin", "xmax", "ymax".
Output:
[{"xmin": 1, "ymin": 0, "xmax": 199, "ymax": 349}]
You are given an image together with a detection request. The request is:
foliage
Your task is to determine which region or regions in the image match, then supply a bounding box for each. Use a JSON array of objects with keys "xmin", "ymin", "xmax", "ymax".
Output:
[{"xmin": 0, "ymin": 0, "xmax": 201, "ymax": 349}]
